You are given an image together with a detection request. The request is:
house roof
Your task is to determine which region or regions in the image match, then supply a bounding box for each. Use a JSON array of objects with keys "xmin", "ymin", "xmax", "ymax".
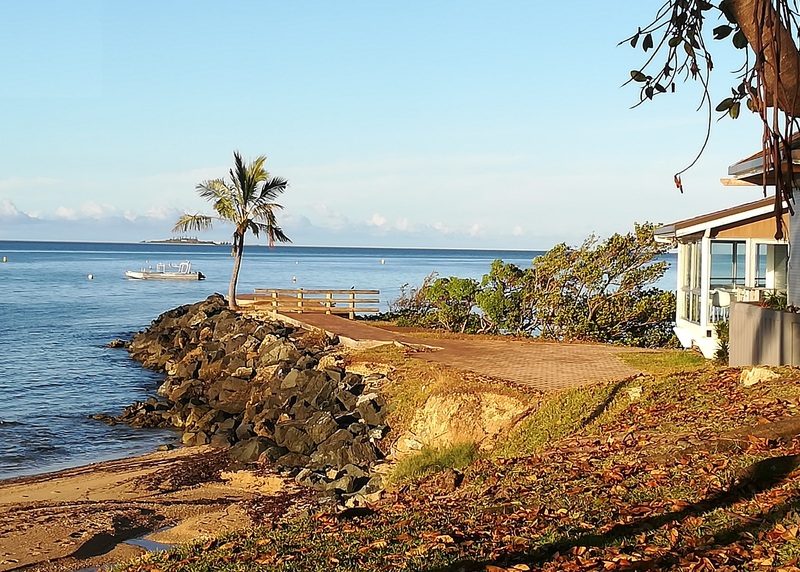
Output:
[
  {"xmin": 727, "ymin": 133, "xmax": 800, "ymax": 185},
  {"xmin": 654, "ymin": 197, "xmax": 780, "ymax": 241}
]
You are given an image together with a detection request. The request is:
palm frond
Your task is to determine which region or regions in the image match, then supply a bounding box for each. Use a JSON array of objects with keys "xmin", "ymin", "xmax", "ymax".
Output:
[
  {"xmin": 196, "ymin": 179, "xmax": 232, "ymax": 201},
  {"xmin": 253, "ymin": 211, "xmax": 291, "ymax": 247},
  {"xmin": 258, "ymin": 176, "xmax": 289, "ymax": 201},
  {"xmin": 251, "ymin": 202, "xmax": 284, "ymax": 221},
  {"xmin": 173, "ymin": 214, "xmax": 214, "ymax": 233}
]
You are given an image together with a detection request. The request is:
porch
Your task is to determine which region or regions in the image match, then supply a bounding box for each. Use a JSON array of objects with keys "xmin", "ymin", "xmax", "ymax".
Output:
[{"xmin": 655, "ymin": 198, "xmax": 788, "ymax": 358}]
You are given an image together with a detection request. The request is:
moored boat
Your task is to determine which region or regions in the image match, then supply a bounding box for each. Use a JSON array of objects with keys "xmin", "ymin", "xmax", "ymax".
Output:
[{"xmin": 125, "ymin": 261, "xmax": 205, "ymax": 280}]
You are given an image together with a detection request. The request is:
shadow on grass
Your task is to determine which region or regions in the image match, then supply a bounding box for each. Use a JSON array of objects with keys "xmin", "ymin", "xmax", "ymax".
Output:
[
  {"xmin": 426, "ymin": 454, "xmax": 800, "ymax": 571},
  {"xmin": 579, "ymin": 379, "xmax": 628, "ymax": 430}
]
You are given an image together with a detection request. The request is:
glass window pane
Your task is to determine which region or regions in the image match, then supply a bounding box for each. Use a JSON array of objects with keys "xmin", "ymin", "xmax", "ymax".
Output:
[{"xmin": 710, "ymin": 240, "xmax": 745, "ymax": 289}]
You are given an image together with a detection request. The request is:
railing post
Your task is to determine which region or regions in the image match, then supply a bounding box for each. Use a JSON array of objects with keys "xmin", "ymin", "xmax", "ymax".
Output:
[
  {"xmin": 326, "ymin": 292, "xmax": 332, "ymax": 314},
  {"xmin": 271, "ymin": 290, "xmax": 278, "ymax": 311},
  {"xmin": 297, "ymin": 289, "xmax": 304, "ymax": 313},
  {"xmin": 349, "ymin": 291, "xmax": 355, "ymax": 319}
]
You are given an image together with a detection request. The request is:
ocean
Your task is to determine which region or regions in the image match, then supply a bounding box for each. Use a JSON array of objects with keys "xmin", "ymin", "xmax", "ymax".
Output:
[{"xmin": 0, "ymin": 240, "xmax": 676, "ymax": 480}]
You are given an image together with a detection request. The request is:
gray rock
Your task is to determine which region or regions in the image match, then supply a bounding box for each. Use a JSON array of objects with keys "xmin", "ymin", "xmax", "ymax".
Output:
[
  {"xmin": 306, "ymin": 411, "xmax": 338, "ymax": 444},
  {"xmin": 230, "ymin": 437, "xmax": 274, "ymax": 463},
  {"xmin": 275, "ymin": 451, "xmax": 311, "ymax": 468},
  {"xmin": 274, "ymin": 422, "xmax": 315, "ymax": 455}
]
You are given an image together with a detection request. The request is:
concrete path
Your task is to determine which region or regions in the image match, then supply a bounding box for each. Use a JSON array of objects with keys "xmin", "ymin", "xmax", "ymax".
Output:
[{"xmin": 268, "ymin": 312, "xmax": 645, "ymax": 393}]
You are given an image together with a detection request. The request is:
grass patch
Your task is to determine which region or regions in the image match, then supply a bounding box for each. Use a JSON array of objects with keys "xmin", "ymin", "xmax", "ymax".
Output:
[
  {"xmin": 389, "ymin": 441, "xmax": 481, "ymax": 484},
  {"xmin": 495, "ymin": 378, "xmax": 637, "ymax": 458},
  {"xmin": 617, "ymin": 349, "xmax": 709, "ymax": 376}
]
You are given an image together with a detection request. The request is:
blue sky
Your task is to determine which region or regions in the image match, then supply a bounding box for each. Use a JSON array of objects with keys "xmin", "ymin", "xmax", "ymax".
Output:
[{"xmin": 0, "ymin": 1, "xmax": 770, "ymax": 249}]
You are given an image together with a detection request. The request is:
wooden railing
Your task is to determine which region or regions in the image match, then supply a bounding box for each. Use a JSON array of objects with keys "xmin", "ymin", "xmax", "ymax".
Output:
[{"xmin": 241, "ymin": 288, "xmax": 380, "ymax": 319}]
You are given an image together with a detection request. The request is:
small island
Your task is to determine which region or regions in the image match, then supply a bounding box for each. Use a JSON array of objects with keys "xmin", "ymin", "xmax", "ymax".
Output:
[{"xmin": 141, "ymin": 237, "xmax": 222, "ymax": 245}]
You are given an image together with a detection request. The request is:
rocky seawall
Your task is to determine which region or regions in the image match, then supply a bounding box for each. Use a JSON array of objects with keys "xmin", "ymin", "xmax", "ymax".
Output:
[{"xmin": 101, "ymin": 294, "xmax": 388, "ymax": 504}]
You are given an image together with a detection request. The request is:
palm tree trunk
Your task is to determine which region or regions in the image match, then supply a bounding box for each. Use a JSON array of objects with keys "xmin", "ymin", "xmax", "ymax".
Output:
[
  {"xmin": 729, "ymin": 0, "xmax": 800, "ymax": 117},
  {"xmin": 229, "ymin": 232, "xmax": 244, "ymax": 310}
]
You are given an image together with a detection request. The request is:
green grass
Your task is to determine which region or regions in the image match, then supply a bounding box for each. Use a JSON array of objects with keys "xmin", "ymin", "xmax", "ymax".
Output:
[
  {"xmin": 617, "ymin": 349, "xmax": 708, "ymax": 375},
  {"xmin": 389, "ymin": 441, "xmax": 481, "ymax": 484},
  {"xmin": 495, "ymin": 379, "xmax": 637, "ymax": 458}
]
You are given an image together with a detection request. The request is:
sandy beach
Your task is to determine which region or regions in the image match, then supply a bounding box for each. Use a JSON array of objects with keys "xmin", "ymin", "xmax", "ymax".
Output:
[{"xmin": 0, "ymin": 445, "xmax": 307, "ymax": 572}]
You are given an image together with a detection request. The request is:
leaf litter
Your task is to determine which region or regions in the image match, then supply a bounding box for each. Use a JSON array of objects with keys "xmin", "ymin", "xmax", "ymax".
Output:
[{"xmin": 120, "ymin": 365, "xmax": 800, "ymax": 571}]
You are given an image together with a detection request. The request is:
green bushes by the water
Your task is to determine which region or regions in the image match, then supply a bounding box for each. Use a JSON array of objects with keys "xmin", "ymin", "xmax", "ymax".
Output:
[{"xmin": 375, "ymin": 222, "xmax": 677, "ymax": 348}]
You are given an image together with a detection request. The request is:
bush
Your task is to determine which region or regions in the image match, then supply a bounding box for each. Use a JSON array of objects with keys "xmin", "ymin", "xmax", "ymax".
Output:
[
  {"xmin": 423, "ymin": 276, "xmax": 480, "ymax": 333},
  {"xmin": 378, "ymin": 222, "xmax": 677, "ymax": 347},
  {"xmin": 714, "ymin": 320, "xmax": 729, "ymax": 365}
]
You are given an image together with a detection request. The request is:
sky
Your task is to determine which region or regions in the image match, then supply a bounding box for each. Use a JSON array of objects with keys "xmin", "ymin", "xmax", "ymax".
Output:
[{"xmin": 0, "ymin": 1, "xmax": 775, "ymax": 249}]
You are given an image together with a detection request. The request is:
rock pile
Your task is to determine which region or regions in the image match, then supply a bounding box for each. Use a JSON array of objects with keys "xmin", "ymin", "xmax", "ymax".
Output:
[{"xmin": 105, "ymin": 294, "xmax": 388, "ymax": 502}]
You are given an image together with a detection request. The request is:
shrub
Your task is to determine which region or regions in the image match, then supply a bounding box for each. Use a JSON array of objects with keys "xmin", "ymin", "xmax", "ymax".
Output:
[{"xmin": 714, "ymin": 320, "xmax": 729, "ymax": 365}]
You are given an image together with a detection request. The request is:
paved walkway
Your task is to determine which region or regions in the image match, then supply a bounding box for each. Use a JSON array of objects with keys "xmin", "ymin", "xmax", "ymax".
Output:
[{"xmin": 268, "ymin": 312, "xmax": 646, "ymax": 393}]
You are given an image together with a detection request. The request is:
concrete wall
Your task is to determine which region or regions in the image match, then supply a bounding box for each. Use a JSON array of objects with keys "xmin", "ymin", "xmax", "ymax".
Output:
[{"xmin": 729, "ymin": 300, "xmax": 800, "ymax": 366}]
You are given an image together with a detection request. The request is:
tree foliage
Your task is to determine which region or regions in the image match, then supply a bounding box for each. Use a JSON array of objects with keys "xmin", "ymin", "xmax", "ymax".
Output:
[
  {"xmin": 388, "ymin": 223, "xmax": 677, "ymax": 348},
  {"xmin": 423, "ymin": 276, "xmax": 480, "ymax": 333}
]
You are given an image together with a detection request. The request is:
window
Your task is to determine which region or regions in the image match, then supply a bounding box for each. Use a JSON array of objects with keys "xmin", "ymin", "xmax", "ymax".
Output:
[
  {"xmin": 710, "ymin": 241, "xmax": 746, "ymax": 289},
  {"xmin": 755, "ymin": 243, "xmax": 788, "ymax": 290},
  {"xmin": 679, "ymin": 240, "xmax": 701, "ymax": 323}
]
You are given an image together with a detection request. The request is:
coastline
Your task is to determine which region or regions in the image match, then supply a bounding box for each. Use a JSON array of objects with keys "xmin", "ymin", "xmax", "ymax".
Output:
[{"xmin": 0, "ymin": 445, "xmax": 300, "ymax": 572}]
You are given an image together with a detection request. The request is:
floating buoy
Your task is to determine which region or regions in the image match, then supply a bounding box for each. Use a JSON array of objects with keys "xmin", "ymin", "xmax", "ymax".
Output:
[
  {"xmin": 292, "ymin": 276, "xmax": 297, "ymax": 282},
  {"xmin": 87, "ymin": 274, "xmax": 94, "ymax": 280},
  {"xmin": 1, "ymin": 257, "xmax": 6, "ymax": 263},
  {"xmin": 380, "ymin": 259, "xmax": 385, "ymax": 265}
]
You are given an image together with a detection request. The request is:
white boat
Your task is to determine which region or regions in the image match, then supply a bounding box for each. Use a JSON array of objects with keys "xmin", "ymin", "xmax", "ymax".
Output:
[{"xmin": 125, "ymin": 261, "xmax": 206, "ymax": 280}]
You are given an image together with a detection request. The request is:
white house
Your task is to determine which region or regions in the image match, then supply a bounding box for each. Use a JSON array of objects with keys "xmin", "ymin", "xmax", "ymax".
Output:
[{"xmin": 654, "ymin": 198, "xmax": 788, "ymax": 358}]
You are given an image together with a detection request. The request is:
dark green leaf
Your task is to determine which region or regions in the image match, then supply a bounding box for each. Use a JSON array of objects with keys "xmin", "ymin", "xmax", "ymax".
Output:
[
  {"xmin": 746, "ymin": 97, "xmax": 758, "ymax": 112},
  {"xmin": 715, "ymin": 98, "xmax": 733, "ymax": 112},
  {"xmin": 683, "ymin": 41, "xmax": 695, "ymax": 57},
  {"xmin": 729, "ymin": 101, "xmax": 741, "ymax": 119},
  {"xmin": 713, "ymin": 25, "xmax": 732, "ymax": 40},
  {"xmin": 630, "ymin": 70, "xmax": 648, "ymax": 83},
  {"xmin": 668, "ymin": 36, "xmax": 682, "ymax": 48},
  {"xmin": 630, "ymin": 34, "xmax": 638, "ymax": 48},
  {"xmin": 643, "ymin": 33, "xmax": 653, "ymax": 51},
  {"xmin": 645, "ymin": 86, "xmax": 654, "ymax": 100},
  {"xmin": 655, "ymin": 83, "xmax": 667, "ymax": 93},
  {"xmin": 733, "ymin": 29, "xmax": 748, "ymax": 49},
  {"xmin": 719, "ymin": 0, "xmax": 737, "ymax": 23}
]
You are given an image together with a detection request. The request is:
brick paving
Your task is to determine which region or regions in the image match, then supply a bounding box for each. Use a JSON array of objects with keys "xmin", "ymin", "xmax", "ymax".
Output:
[{"xmin": 269, "ymin": 312, "xmax": 646, "ymax": 393}]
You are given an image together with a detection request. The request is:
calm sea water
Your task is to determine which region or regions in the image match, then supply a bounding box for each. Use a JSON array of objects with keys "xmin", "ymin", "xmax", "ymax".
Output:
[{"xmin": 0, "ymin": 240, "xmax": 676, "ymax": 479}]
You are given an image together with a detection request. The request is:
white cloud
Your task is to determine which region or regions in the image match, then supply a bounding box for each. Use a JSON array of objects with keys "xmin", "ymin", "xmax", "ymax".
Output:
[
  {"xmin": 512, "ymin": 225, "xmax": 523, "ymax": 236},
  {"xmin": 311, "ymin": 205, "xmax": 349, "ymax": 231},
  {"xmin": 55, "ymin": 206, "xmax": 78, "ymax": 220},
  {"xmin": 81, "ymin": 201, "xmax": 117, "ymax": 219},
  {"xmin": 469, "ymin": 223, "xmax": 483, "ymax": 237},
  {"xmin": 0, "ymin": 199, "xmax": 27, "ymax": 220},
  {"xmin": 145, "ymin": 205, "xmax": 181, "ymax": 221},
  {"xmin": 432, "ymin": 222, "xmax": 452, "ymax": 234},
  {"xmin": 368, "ymin": 213, "xmax": 387, "ymax": 227}
]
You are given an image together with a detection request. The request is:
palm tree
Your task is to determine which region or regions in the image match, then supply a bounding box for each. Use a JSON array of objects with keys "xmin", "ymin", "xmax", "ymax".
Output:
[{"xmin": 173, "ymin": 151, "xmax": 290, "ymax": 310}]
